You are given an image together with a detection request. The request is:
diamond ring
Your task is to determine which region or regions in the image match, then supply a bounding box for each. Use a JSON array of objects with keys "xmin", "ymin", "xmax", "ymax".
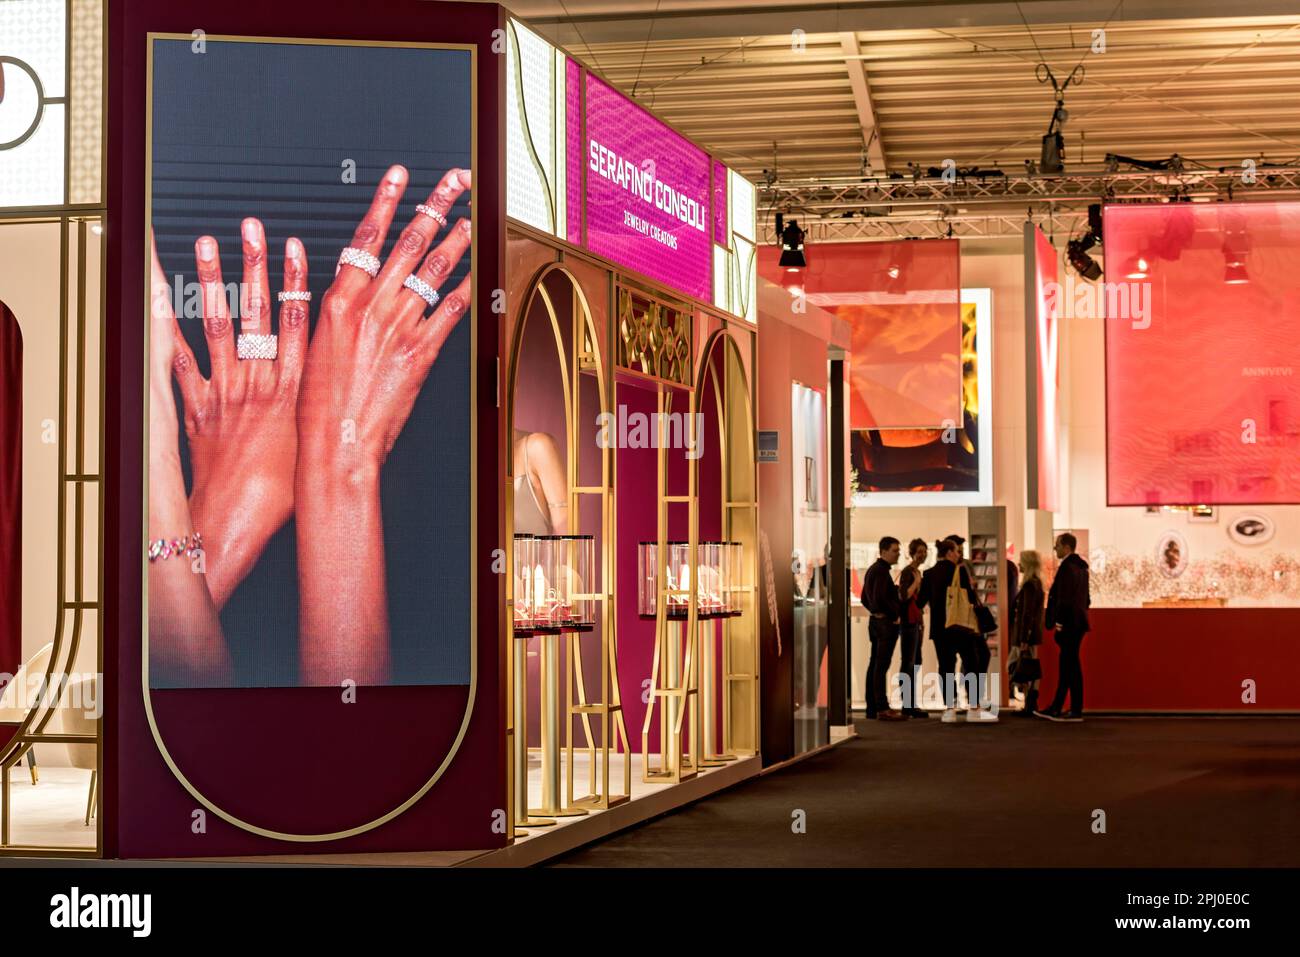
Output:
[
  {"xmin": 415, "ymin": 204, "xmax": 448, "ymax": 228},
  {"xmin": 338, "ymin": 246, "xmax": 381, "ymax": 278},
  {"xmin": 403, "ymin": 275, "xmax": 441, "ymax": 311},
  {"xmin": 277, "ymin": 290, "xmax": 312, "ymax": 303},
  {"xmin": 237, "ymin": 333, "xmax": 278, "ymax": 360}
]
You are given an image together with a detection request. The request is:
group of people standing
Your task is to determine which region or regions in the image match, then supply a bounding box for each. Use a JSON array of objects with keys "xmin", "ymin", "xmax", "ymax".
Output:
[{"xmin": 861, "ymin": 532, "xmax": 1091, "ymax": 724}]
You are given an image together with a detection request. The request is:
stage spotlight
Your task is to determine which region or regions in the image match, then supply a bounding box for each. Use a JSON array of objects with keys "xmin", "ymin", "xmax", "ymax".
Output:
[
  {"xmin": 778, "ymin": 216, "xmax": 807, "ymax": 270},
  {"xmin": 1067, "ymin": 236, "xmax": 1102, "ymax": 281}
]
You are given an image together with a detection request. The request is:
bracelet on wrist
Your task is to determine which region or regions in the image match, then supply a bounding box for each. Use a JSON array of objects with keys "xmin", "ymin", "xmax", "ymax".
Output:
[{"xmin": 148, "ymin": 532, "xmax": 203, "ymax": 562}]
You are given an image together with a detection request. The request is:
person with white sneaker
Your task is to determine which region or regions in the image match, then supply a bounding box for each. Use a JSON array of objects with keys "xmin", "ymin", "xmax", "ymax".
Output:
[{"xmin": 920, "ymin": 540, "xmax": 993, "ymax": 723}]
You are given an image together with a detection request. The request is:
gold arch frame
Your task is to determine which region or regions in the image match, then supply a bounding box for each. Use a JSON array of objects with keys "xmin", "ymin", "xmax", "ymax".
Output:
[
  {"xmin": 639, "ymin": 322, "xmax": 759, "ymax": 782},
  {"xmin": 0, "ymin": 217, "xmax": 104, "ymax": 857},
  {"xmin": 696, "ymin": 329, "xmax": 760, "ymax": 758},
  {"xmin": 505, "ymin": 262, "xmax": 631, "ymax": 838}
]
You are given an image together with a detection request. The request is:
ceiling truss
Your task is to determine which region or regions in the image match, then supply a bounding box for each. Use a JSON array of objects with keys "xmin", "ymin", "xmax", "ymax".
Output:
[{"xmin": 760, "ymin": 164, "xmax": 1300, "ymax": 240}]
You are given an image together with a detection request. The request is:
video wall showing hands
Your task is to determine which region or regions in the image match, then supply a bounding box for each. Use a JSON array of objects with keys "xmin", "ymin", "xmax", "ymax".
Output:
[{"xmin": 146, "ymin": 37, "xmax": 474, "ymax": 689}]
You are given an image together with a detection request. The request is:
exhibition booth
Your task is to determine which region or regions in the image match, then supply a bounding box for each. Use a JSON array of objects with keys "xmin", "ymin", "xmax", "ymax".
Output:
[
  {"xmin": 0, "ymin": 0, "xmax": 769, "ymax": 862},
  {"xmin": 6, "ymin": 0, "xmax": 1296, "ymax": 869},
  {"xmin": 808, "ymin": 209, "xmax": 1300, "ymax": 716}
]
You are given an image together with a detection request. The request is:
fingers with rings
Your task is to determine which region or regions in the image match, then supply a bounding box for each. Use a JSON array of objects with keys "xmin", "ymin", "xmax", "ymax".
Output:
[
  {"xmin": 374, "ymin": 167, "xmax": 472, "ymax": 297},
  {"xmin": 398, "ymin": 216, "xmax": 471, "ymax": 323}
]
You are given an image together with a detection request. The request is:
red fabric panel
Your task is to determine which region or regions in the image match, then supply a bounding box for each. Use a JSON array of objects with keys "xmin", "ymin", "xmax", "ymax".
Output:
[
  {"xmin": 0, "ymin": 304, "xmax": 20, "ymax": 677},
  {"xmin": 1030, "ymin": 227, "xmax": 1060, "ymax": 512},
  {"xmin": 1105, "ymin": 202, "xmax": 1300, "ymax": 505},
  {"xmin": 759, "ymin": 241, "xmax": 962, "ymax": 429},
  {"xmin": 1035, "ymin": 609, "xmax": 1300, "ymax": 711}
]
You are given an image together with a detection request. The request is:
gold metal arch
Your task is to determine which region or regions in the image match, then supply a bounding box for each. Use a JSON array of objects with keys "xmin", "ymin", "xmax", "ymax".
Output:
[
  {"xmin": 0, "ymin": 217, "xmax": 103, "ymax": 857},
  {"xmin": 696, "ymin": 329, "xmax": 759, "ymax": 758},
  {"xmin": 505, "ymin": 262, "xmax": 631, "ymax": 839},
  {"xmin": 639, "ymin": 322, "xmax": 760, "ymax": 783}
]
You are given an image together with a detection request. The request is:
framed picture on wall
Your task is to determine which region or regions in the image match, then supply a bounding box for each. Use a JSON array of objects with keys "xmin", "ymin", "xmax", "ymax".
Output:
[
  {"xmin": 1155, "ymin": 530, "xmax": 1189, "ymax": 579},
  {"xmin": 1227, "ymin": 513, "xmax": 1275, "ymax": 546}
]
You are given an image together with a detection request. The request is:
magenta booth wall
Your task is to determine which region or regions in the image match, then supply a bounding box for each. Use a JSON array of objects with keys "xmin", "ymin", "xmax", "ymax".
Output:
[{"xmin": 105, "ymin": 0, "xmax": 506, "ymax": 857}]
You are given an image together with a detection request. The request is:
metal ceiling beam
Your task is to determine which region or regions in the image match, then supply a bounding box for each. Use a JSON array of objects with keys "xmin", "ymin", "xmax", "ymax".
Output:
[
  {"xmin": 508, "ymin": 1, "xmax": 1300, "ymax": 45},
  {"xmin": 762, "ymin": 164, "xmax": 1300, "ymax": 212},
  {"xmin": 797, "ymin": 210, "xmax": 1085, "ymax": 241},
  {"xmin": 839, "ymin": 32, "xmax": 886, "ymax": 173}
]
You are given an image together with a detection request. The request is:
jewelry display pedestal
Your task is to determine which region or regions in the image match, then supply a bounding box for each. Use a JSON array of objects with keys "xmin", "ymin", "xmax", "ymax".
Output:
[
  {"xmin": 515, "ymin": 627, "xmax": 591, "ymax": 824},
  {"xmin": 697, "ymin": 611, "xmax": 741, "ymax": 767}
]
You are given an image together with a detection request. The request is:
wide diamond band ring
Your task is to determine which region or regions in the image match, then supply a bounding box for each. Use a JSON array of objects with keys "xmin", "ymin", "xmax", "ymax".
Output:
[
  {"xmin": 415, "ymin": 204, "xmax": 448, "ymax": 228},
  {"xmin": 237, "ymin": 333, "xmax": 278, "ymax": 360},
  {"xmin": 403, "ymin": 275, "xmax": 441, "ymax": 310},
  {"xmin": 277, "ymin": 290, "xmax": 312, "ymax": 303},
  {"xmin": 338, "ymin": 246, "xmax": 381, "ymax": 277}
]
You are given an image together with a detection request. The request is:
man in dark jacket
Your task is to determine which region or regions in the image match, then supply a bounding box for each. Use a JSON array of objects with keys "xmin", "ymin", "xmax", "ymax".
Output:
[
  {"xmin": 862, "ymin": 537, "xmax": 906, "ymax": 720},
  {"xmin": 1037, "ymin": 532, "xmax": 1091, "ymax": 722}
]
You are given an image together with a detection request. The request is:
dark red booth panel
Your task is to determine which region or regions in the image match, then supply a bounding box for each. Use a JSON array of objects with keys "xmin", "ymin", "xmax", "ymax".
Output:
[{"xmin": 1035, "ymin": 608, "xmax": 1300, "ymax": 712}]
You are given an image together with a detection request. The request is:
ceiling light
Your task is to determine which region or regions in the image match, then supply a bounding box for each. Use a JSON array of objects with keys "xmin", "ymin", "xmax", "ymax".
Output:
[
  {"xmin": 1067, "ymin": 235, "xmax": 1101, "ymax": 281},
  {"xmin": 778, "ymin": 217, "xmax": 806, "ymax": 270}
]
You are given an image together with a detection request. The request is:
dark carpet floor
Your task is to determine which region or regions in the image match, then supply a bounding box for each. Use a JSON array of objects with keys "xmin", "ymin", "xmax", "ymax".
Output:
[{"xmin": 549, "ymin": 715, "xmax": 1300, "ymax": 867}]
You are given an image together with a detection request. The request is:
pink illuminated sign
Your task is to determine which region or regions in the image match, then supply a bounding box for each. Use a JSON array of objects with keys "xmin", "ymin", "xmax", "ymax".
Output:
[{"xmin": 583, "ymin": 75, "xmax": 712, "ymax": 301}]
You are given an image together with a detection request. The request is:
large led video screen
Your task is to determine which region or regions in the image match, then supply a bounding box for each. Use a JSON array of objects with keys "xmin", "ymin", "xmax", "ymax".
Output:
[
  {"xmin": 1105, "ymin": 202, "xmax": 1300, "ymax": 505},
  {"xmin": 146, "ymin": 36, "xmax": 474, "ymax": 688},
  {"xmin": 850, "ymin": 289, "xmax": 992, "ymax": 505},
  {"xmin": 759, "ymin": 240, "xmax": 963, "ymax": 430}
]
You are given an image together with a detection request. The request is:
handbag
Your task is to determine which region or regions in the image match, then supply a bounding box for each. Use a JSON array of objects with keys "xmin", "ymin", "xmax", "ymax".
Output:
[
  {"xmin": 1011, "ymin": 653, "xmax": 1042, "ymax": 684},
  {"xmin": 945, "ymin": 572, "xmax": 979, "ymax": 633},
  {"xmin": 974, "ymin": 602, "xmax": 997, "ymax": 635}
]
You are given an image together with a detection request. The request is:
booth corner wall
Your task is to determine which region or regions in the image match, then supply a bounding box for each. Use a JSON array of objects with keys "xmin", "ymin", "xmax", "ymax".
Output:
[{"xmin": 106, "ymin": 0, "xmax": 507, "ymax": 858}]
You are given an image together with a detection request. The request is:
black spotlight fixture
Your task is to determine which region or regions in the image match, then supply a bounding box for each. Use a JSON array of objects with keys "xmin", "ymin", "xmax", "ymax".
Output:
[
  {"xmin": 776, "ymin": 213, "xmax": 807, "ymax": 270},
  {"xmin": 1063, "ymin": 202, "xmax": 1104, "ymax": 281},
  {"xmin": 1067, "ymin": 233, "xmax": 1102, "ymax": 281}
]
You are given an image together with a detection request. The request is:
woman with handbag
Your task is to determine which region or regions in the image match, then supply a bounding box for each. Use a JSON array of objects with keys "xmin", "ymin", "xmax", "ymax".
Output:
[
  {"xmin": 920, "ymin": 539, "xmax": 992, "ymax": 723},
  {"xmin": 1009, "ymin": 550, "xmax": 1045, "ymax": 715}
]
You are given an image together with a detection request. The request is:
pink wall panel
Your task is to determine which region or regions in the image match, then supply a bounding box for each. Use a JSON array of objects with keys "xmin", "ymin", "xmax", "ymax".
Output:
[
  {"xmin": 758, "ymin": 240, "xmax": 961, "ymax": 430},
  {"xmin": 1105, "ymin": 202, "xmax": 1300, "ymax": 505}
]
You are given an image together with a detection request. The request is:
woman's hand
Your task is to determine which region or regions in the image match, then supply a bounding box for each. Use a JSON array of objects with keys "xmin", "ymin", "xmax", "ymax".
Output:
[
  {"xmin": 295, "ymin": 165, "xmax": 472, "ymax": 686},
  {"xmin": 175, "ymin": 221, "xmax": 309, "ymax": 609},
  {"xmin": 297, "ymin": 165, "xmax": 472, "ymax": 478},
  {"xmin": 148, "ymin": 232, "xmax": 231, "ymax": 685}
]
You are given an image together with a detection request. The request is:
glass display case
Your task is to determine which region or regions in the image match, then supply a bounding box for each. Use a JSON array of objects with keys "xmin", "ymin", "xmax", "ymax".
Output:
[
  {"xmin": 638, "ymin": 541, "xmax": 745, "ymax": 619},
  {"xmin": 514, "ymin": 534, "xmax": 595, "ymax": 631}
]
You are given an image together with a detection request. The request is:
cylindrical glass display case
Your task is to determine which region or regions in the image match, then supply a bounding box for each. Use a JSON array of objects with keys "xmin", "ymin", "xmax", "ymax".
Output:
[
  {"xmin": 639, "ymin": 541, "xmax": 692, "ymax": 618},
  {"xmin": 557, "ymin": 534, "xmax": 596, "ymax": 628},
  {"xmin": 516, "ymin": 534, "xmax": 596, "ymax": 629},
  {"xmin": 639, "ymin": 541, "xmax": 744, "ymax": 618},
  {"xmin": 697, "ymin": 542, "xmax": 726, "ymax": 616},
  {"xmin": 513, "ymin": 534, "xmax": 544, "ymax": 630}
]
